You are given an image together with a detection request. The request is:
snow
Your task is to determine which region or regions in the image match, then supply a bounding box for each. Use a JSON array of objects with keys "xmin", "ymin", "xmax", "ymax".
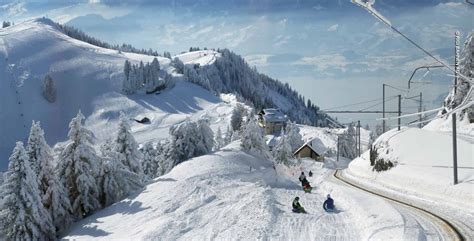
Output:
[
  {"xmin": 0, "ymin": 19, "xmax": 230, "ymax": 170},
  {"xmin": 175, "ymin": 50, "xmax": 221, "ymax": 66},
  {"xmin": 347, "ymin": 127, "xmax": 474, "ymax": 236}
]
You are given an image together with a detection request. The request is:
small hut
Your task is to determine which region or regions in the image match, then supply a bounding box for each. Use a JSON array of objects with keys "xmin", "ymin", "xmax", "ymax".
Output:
[{"xmin": 293, "ymin": 138, "xmax": 326, "ymax": 161}]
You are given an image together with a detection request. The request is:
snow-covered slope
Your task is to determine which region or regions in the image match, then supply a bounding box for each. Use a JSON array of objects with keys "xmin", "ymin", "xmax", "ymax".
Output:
[
  {"xmin": 347, "ymin": 127, "xmax": 474, "ymax": 224},
  {"xmin": 65, "ymin": 142, "xmax": 432, "ymax": 240},
  {"xmin": 0, "ymin": 18, "xmax": 231, "ymax": 170}
]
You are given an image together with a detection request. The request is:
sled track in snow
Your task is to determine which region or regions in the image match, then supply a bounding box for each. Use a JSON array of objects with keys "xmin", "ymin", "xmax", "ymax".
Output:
[{"xmin": 333, "ymin": 170, "xmax": 466, "ymax": 241}]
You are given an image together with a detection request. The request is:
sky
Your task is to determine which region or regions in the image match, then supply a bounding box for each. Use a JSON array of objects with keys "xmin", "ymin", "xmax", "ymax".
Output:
[{"xmin": 1, "ymin": 0, "xmax": 473, "ymax": 127}]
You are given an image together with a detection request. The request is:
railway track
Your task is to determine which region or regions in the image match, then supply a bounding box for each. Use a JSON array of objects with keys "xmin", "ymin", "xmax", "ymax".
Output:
[{"xmin": 333, "ymin": 170, "xmax": 466, "ymax": 241}]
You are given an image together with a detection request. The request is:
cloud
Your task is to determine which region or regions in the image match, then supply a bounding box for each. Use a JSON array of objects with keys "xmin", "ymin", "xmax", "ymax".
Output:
[
  {"xmin": 294, "ymin": 54, "xmax": 349, "ymax": 72},
  {"xmin": 41, "ymin": 2, "xmax": 132, "ymax": 24},
  {"xmin": 0, "ymin": 1, "xmax": 27, "ymax": 18},
  {"xmin": 89, "ymin": 0, "xmax": 101, "ymax": 3},
  {"xmin": 327, "ymin": 24, "xmax": 339, "ymax": 32}
]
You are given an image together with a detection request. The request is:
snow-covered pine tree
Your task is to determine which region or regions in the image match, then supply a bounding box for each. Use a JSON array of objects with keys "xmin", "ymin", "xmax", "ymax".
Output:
[
  {"xmin": 171, "ymin": 57, "xmax": 185, "ymax": 74},
  {"xmin": 115, "ymin": 112, "xmax": 144, "ymax": 176},
  {"xmin": 224, "ymin": 124, "xmax": 234, "ymax": 145},
  {"xmin": 168, "ymin": 119, "xmax": 214, "ymax": 169},
  {"xmin": 240, "ymin": 116, "xmax": 268, "ymax": 155},
  {"xmin": 339, "ymin": 123, "xmax": 358, "ymax": 160},
  {"xmin": 0, "ymin": 142, "xmax": 55, "ymax": 240},
  {"xmin": 285, "ymin": 121, "xmax": 303, "ymax": 152},
  {"xmin": 141, "ymin": 142, "xmax": 159, "ymax": 179},
  {"xmin": 214, "ymin": 127, "xmax": 225, "ymax": 150},
  {"xmin": 42, "ymin": 74, "xmax": 56, "ymax": 103},
  {"xmin": 26, "ymin": 121, "xmax": 73, "ymax": 233},
  {"xmin": 156, "ymin": 140, "xmax": 171, "ymax": 175},
  {"xmin": 57, "ymin": 111, "xmax": 101, "ymax": 219},
  {"xmin": 196, "ymin": 119, "xmax": 214, "ymax": 154},
  {"xmin": 443, "ymin": 32, "xmax": 473, "ymax": 122},
  {"xmin": 99, "ymin": 151, "xmax": 143, "ymax": 207},
  {"xmin": 272, "ymin": 135, "xmax": 294, "ymax": 166},
  {"xmin": 231, "ymin": 104, "xmax": 246, "ymax": 132}
]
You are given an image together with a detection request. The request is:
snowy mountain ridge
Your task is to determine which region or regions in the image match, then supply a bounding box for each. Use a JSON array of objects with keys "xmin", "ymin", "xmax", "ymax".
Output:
[{"xmin": 0, "ymin": 18, "xmax": 331, "ymax": 170}]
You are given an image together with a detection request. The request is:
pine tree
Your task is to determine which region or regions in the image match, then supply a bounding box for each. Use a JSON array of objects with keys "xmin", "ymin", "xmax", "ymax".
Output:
[
  {"xmin": 168, "ymin": 119, "xmax": 214, "ymax": 169},
  {"xmin": 115, "ymin": 112, "xmax": 144, "ymax": 176},
  {"xmin": 339, "ymin": 123, "xmax": 358, "ymax": 159},
  {"xmin": 285, "ymin": 121, "xmax": 303, "ymax": 152},
  {"xmin": 57, "ymin": 111, "xmax": 101, "ymax": 219},
  {"xmin": 224, "ymin": 124, "xmax": 234, "ymax": 145},
  {"xmin": 42, "ymin": 75, "xmax": 56, "ymax": 103},
  {"xmin": 214, "ymin": 127, "xmax": 225, "ymax": 150},
  {"xmin": 26, "ymin": 121, "xmax": 72, "ymax": 233},
  {"xmin": 141, "ymin": 142, "xmax": 159, "ymax": 179},
  {"xmin": 272, "ymin": 135, "xmax": 294, "ymax": 165},
  {"xmin": 240, "ymin": 117, "xmax": 268, "ymax": 155},
  {"xmin": 99, "ymin": 151, "xmax": 143, "ymax": 206},
  {"xmin": 0, "ymin": 142, "xmax": 55, "ymax": 240},
  {"xmin": 231, "ymin": 104, "xmax": 245, "ymax": 132}
]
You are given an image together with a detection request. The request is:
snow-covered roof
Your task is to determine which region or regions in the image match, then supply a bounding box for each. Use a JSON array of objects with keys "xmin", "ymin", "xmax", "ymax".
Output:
[
  {"xmin": 260, "ymin": 108, "xmax": 287, "ymax": 123},
  {"xmin": 293, "ymin": 137, "xmax": 327, "ymax": 156}
]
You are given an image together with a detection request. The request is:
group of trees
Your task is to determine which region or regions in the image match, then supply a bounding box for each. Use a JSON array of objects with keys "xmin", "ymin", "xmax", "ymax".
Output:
[
  {"xmin": 49, "ymin": 18, "xmax": 160, "ymax": 56},
  {"xmin": 123, "ymin": 59, "xmax": 174, "ymax": 94},
  {"xmin": 272, "ymin": 121, "xmax": 304, "ymax": 165},
  {"xmin": 42, "ymin": 74, "xmax": 57, "ymax": 103},
  {"xmin": 2, "ymin": 21, "xmax": 13, "ymax": 28},
  {"xmin": 0, "ymin": 112, "xmax": 153, "ymax": 239},
  {"xmin": 178, "ymin": 48, "xmax": 336, "ymax": 127},
  {"xmin": 339, "ymin": 123, "xmax": 358, "ymax": 160}
]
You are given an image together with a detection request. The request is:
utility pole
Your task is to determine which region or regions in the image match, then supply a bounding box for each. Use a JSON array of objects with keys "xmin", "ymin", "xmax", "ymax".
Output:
[
  {"xmin": 398, "ymin": 95, "xmax": 401, "ymax": 131},
  {"xmin": 336, "ymin": 135, "xmax": 340, "ymax": 162},
  {"xmin": 452, "ymin": 114, "xmax": 458, "ymax": 185},
  {"xmin": 419, "ymin": 92, "xmax": 423, "ymax": 128},
  {"xmin": 453, "ymin": 31, "xmax": 460, "ymax": 185},
  {"xmin": 383, "ymin": 84, "xmax": 386, "ymax": 133},
  {"xmin": 358, "ymin": 120, "xmax": 361, "ymax": 157}
]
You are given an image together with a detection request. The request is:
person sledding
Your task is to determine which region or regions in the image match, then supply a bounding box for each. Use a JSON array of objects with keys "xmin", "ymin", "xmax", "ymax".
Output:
[
  {"xmin": 298, "ymin": 172, "xmax": 312, "ymax": 193},
  {"xmin": 292, "ymin": 196, "xmax": 306, "ymax": 213},
  {"xmin": 323, "ymin": 194, "xmax": 335, "ymax": 212}
]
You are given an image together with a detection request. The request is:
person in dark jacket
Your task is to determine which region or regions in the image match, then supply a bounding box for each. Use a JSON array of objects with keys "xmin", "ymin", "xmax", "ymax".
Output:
[
  {"xmin": 292, "ymin": 196, "xmax": 306, "ymax": 213},
  {"xmin": 323, "ymin": 194, "xmax": 335, "ymax": 212}
]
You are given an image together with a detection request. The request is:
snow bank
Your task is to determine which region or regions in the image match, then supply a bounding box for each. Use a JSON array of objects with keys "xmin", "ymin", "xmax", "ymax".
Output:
[{"xmin": 348, "ymin": 128, "xmax": 474, "ymax": 211}]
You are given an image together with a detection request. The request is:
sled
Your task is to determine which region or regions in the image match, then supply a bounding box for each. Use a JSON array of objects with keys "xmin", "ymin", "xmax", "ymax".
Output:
[
  {"xmin": 303, "ymin": 186, "xmax": 312, "ymax": 193},
  {"xmin": 292, "ymin": 208, "xmax": 307, "ymax": 214}
]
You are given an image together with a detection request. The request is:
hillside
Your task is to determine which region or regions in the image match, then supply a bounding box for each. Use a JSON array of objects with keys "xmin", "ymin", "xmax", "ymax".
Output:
[
  {"xmin": 64, "ymin": 141, "xmax": 426, "ymax": 240},
  {"xmin": 0, "ymin": 18, "xmax": 333, "ymax": 170}
]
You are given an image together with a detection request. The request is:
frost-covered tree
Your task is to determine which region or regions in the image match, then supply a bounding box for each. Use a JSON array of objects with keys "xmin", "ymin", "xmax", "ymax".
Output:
[
  {"xmin": 231, "ymin": 104, "xmax": 246, "ymax": 132},
  {"xmin": 168, "ymin": 119, "xmax": 214, "ymax": 169},
  {"xmin": 272, "ymin": 135, "xmax": 294, "ymax": 165},
  {"xmin": 115, "ymin": 113, "xmax": 144, "ymax": 176},
  {"xmin": 2, "ymin": 21, "xmax": 11, "ymax": 28},
  {"xmin": 42, "ymin": 74, "xmax": 56, "ymax": 103},
  {"xmin": 141, "ymin": 142, "xmax": 159, "ymax": 179},
  {"xmin": 443, "ymin": 32, "xmax": 474, "ymax": 122},
  {"xmin": 224, "ymin": 124, "xmax": 234, "ymax": 145},
  {"xmin": 57, "ymin": 111, "xmax": 101, "ymax": 219},
  {"xmin": 26, "ymin": 121, "xmax": 73, "ymax": 233},
  {"xmin": 339, "ymin": 123, "xmax": 358, "ymax": 160},
  {"xmin": 0, "ymin": 142, "xmax": 55, "ymax": 240},
  {"xmin": 98, "ymin": 151, "xmax": 143, "ymax": 206},
  {"xmin": 285, "ymin": 121, "xmax": 303, "ymax": 151},
  {"xmin": 163, "ymin": 51, "xmax": 172, "ymax": 59},
  {"xmin": 171, "ymin": 57, "xmax": 185, "ymax": 74},
  {"xmin": 197, "ymin": 119, "xmax": 215, "ymax": 154},
  {"xmin": 240, "ymin": 117, "xmax": 268, "ymax": 155},
  {"xmin": 214, "ymin": 127, "xmax": 225, "ymax": 150}
]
